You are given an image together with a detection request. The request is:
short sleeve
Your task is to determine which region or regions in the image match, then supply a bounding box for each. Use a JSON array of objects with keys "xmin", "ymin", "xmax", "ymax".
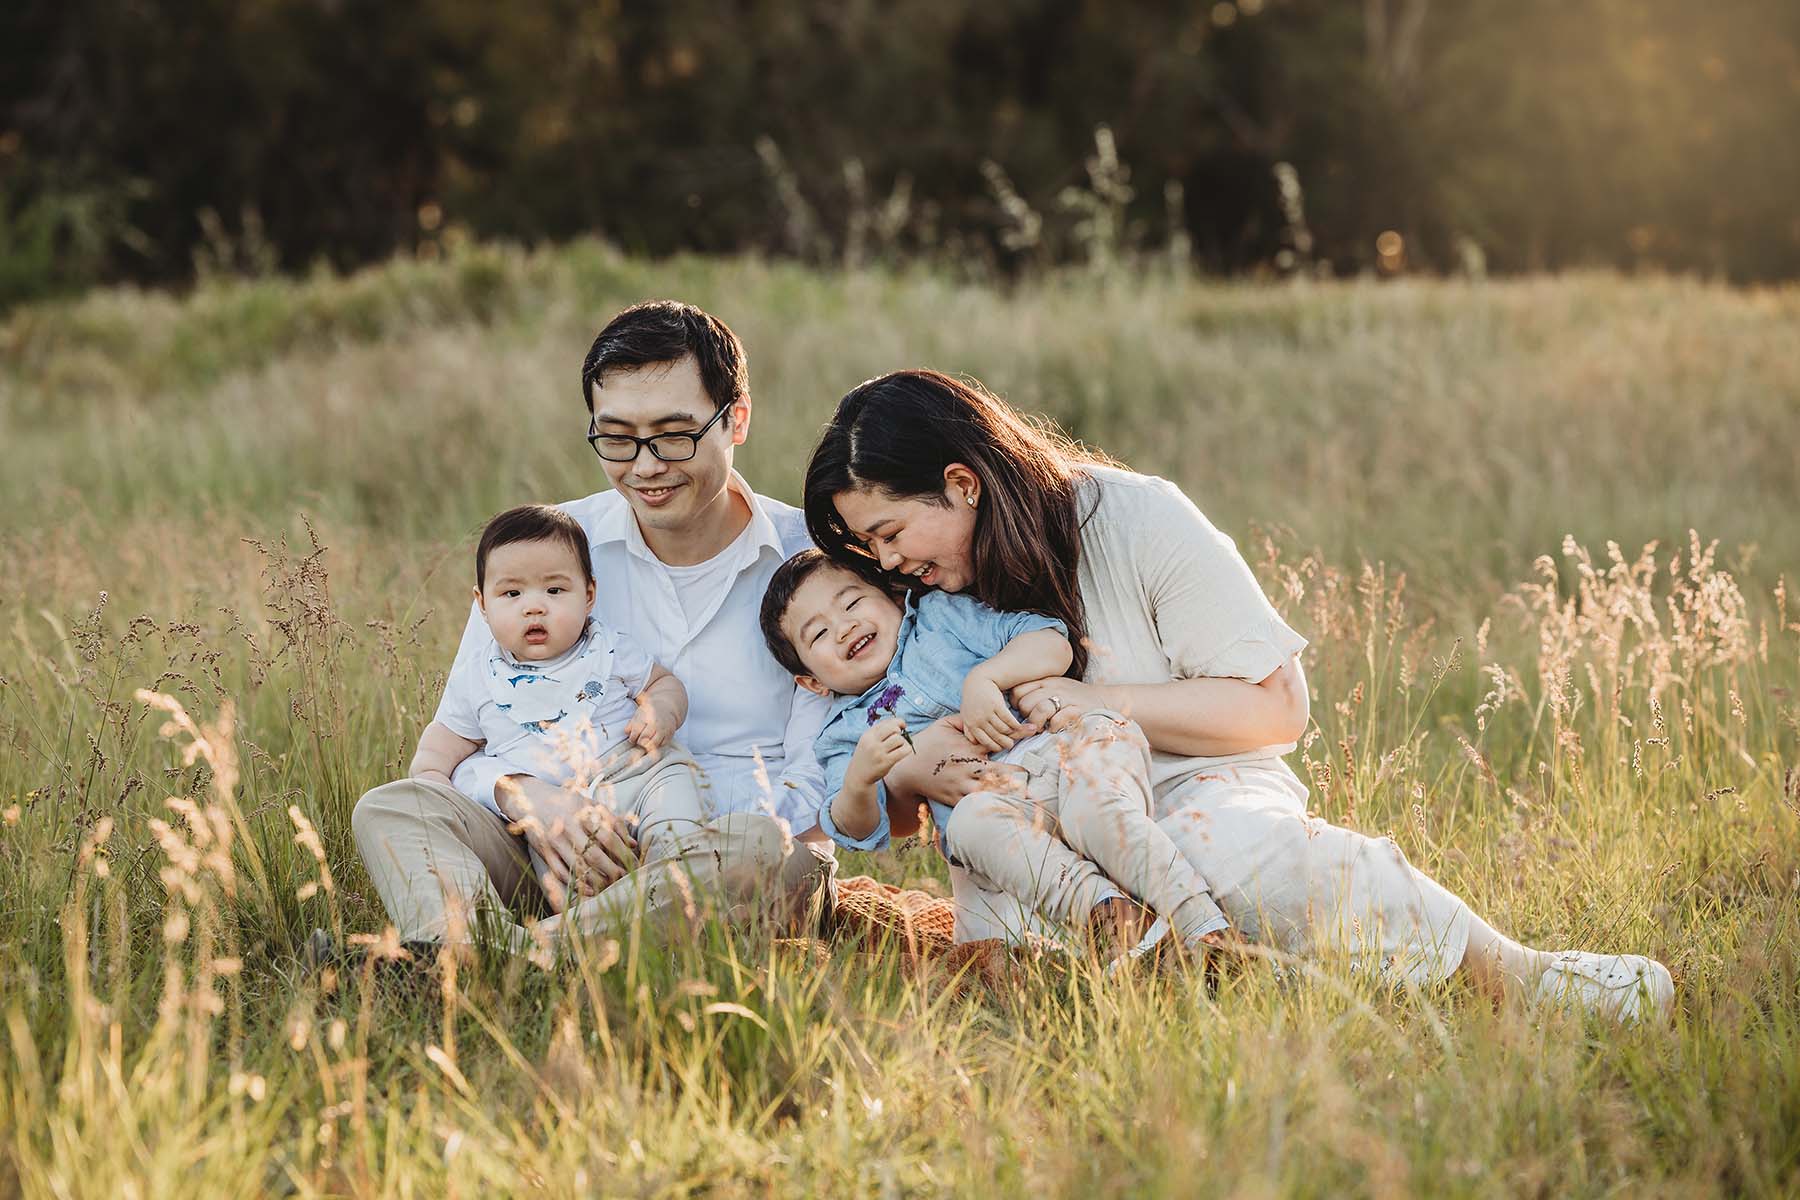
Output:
[
  {"xmin": 817, "ymin": 780, "xmax": 893, "ymax": 853},
  {"xmin": 606, "ymin": 628, "xmax": 658, "ymax": 695},
  {"xmin": 1133, "ymin": 479, "xmax": 1307, "ymax": 682},
  {"xmin": 913, "ymin": 591, "xmax": 1066, "ymax": 663},
  {"xmin": 452, "ymin": 752, "xmax": 511, "ymax": 818},
  {"xmin": 433, "ymin": 613, "xmax": 490, "ymax": 741}
]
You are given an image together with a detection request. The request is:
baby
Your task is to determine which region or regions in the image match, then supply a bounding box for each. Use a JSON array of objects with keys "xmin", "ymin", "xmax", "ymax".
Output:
[
  {"xmin": 759, "ymin": 549, "xmax": 1233, "ymax": 957},
  {"xmin": 412, "ymin": 504, "xmax": 709, "ymax": 909}
]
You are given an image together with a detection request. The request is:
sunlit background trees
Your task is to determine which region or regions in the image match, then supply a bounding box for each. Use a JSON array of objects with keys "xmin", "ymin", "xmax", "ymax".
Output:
[{"xmin": 7, "ymin": 0, "xmax": 1798, "ymax": 306}]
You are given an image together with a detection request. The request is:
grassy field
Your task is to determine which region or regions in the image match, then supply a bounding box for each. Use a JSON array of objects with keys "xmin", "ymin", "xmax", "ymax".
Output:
[{"xmin": 2, "ymin": 243, "xmax": 1797, "ymax": 1197}]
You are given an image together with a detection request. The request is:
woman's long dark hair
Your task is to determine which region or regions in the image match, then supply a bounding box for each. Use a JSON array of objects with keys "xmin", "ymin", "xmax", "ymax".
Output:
[{"xmin": 803, "ymin": 369, "xmax": 1112, "ymax": 678}]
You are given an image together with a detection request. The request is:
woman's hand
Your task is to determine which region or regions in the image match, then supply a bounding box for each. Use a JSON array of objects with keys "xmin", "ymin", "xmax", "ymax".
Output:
[
  {"xmin": 882, "ymin": 715, "xmax": 1020, "ymax": 808},
  {"xmin": 1011, "ymin": 676, "xmax": 1112, "ymax": 732}
]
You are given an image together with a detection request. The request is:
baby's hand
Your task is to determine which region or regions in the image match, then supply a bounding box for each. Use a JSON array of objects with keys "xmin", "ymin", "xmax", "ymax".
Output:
[
  {"xmin": 848, "ymin": 717, "xmax": 914, "ymax": 790},
  {"xmin": 961, "ymin": 670, "xmax": 1030, "ymax": 753},
  {"xmin": 625, "ymin": 693, "xmax": 676, "ymax": 755}
]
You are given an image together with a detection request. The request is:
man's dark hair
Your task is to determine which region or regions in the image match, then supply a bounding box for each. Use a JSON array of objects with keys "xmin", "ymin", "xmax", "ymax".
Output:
[
  {"xmin": 475, "ymin": 505, "xmax": 595, "ymax": 591},
  {"xmin": 580, "ymin": 300, "xmax": 749, "ymax": 414},
  {"xmin": 759, "ymin": 548, "xmax": 838, "ymax": 677}
]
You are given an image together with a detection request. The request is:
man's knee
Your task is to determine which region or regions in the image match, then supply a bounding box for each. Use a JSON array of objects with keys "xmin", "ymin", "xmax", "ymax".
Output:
[
  {"xmin": 351, "ymin": 776, "xmax": 478, "ymax": 858},
  {"xmin": 700, "ymin": 812, "xmax": 833, "ymax": 928},
  {"xmin": 351, "ymin": 778, "xmax": 423, "ymax": 849},
  {"xmin": 705, "ymin": 811, "xmax": 787, "ymax": 868},
  {"xmin": 698, "ymin": 812, "xmax": 805, "ymax": 898}
]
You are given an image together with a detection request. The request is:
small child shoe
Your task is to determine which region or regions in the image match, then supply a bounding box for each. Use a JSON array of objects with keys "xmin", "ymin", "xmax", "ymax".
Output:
[{"xmin": 1534, "ymin": 951, "xmax": 1674, "ymax": 1023}]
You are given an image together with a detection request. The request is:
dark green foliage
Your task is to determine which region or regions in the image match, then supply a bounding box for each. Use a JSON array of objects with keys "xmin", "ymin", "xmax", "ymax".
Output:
[{"xmin": 3, "ymin": 0, "xmax": 1798, "ymax": 305}]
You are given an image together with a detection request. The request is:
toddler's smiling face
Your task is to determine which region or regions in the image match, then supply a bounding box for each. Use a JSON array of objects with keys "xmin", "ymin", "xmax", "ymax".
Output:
[{"xmin": 782, "ymin": 564, "xmax": 904, "ymax": 697}]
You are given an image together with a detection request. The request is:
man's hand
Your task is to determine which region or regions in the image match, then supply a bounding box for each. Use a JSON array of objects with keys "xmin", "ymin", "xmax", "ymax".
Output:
[
  {"xmin": 960, "ymin": 669, "xmax": 1033, "ymax": 752},
  {"xmin": 848, "ymin": 717, "xmax": 914, "ymax": 790},
  {"xmin": 1011, "ymin": 676, "xmax": 1109, "ymax": 733},
  {"xmin": 496, "ymin": 773, "xmax": 639, "ymax": 912}
]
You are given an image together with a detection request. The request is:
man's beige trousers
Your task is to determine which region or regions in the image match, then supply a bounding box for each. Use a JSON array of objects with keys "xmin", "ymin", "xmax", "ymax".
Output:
[{"xmin": 352, "ymin": 749, "xmax": 828, "ymax": 951}]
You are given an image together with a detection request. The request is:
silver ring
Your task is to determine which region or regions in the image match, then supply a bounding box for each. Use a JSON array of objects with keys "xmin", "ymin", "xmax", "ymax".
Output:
[{"xmin": 1048, "ymin": 695, "xmax": 1064, "ymax": 712}]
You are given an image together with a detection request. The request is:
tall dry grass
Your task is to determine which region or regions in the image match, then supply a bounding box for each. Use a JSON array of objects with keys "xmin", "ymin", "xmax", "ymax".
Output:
[{"xmin": 2, "ymin": 245, "xmax": 1797, "ymax": 1196}]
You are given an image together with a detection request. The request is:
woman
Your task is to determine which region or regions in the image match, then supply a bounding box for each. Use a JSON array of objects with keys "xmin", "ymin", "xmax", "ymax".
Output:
[{"xmin": 802, "ymin": 368, "xmax": 1672, "ymax": 1019}]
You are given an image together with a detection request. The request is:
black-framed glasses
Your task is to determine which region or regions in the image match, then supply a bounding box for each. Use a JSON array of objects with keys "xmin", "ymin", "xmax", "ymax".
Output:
[{"xmin": 586, "ymin": 403, "xmax": 733, "ymax": 463}]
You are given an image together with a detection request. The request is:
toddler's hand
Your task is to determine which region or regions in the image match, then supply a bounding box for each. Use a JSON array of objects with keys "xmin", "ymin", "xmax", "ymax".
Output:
[
  {"xmin": 961, "ymin": 671, "xmax": 1030, "ymax": 753},
  {"xmin": 848, "ymin": 716, "xmax": 914, "ymax": 790}
]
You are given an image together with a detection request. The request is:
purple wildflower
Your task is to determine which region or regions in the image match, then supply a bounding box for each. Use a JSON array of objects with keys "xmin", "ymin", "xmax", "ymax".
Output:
[
  {"xmin": 871, "ymin": 683, "xmax": 905, "ymax": 718},
  {"xmin": 868, "ymin": 683, "xmax": 914, "ymax": 746}
]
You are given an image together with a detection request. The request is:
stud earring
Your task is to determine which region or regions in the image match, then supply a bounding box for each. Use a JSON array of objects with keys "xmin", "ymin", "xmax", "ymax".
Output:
[{"xmin": 967, "ymin": 493, "xmax": 977, "ymax": 508}]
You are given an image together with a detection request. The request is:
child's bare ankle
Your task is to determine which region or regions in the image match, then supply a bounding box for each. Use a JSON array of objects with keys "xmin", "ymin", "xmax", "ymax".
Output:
[{"xmin": 1085, "ymin": 897, "xmax": 1154, "ymax": 956}]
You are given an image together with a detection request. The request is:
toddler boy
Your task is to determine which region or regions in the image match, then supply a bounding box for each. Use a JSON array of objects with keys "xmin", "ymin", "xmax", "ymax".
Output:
[{"xmin": 760, "ymin": 549, "xmax": 1232, "ymax": 956}]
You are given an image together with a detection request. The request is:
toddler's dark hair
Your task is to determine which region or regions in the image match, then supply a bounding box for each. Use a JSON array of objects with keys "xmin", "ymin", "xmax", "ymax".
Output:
[
  {"xmin": 475, "ymin": 505, "xmax": 595, "ymax": 590},
  {"xmin": 759, "ymin": 548, "xmax": 838, "ymax": 676}
]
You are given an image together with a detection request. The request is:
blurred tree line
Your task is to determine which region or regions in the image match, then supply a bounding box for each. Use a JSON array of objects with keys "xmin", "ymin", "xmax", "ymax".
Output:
[{"xmin": 4, "ymin": 0, "xmax": 1797, "ymax": 306}]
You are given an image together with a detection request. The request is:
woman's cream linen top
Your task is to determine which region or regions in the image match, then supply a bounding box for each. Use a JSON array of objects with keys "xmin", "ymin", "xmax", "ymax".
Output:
[{"xmin": 1073, "ymin": 465, "xmax": 1308, "ymax": 802}]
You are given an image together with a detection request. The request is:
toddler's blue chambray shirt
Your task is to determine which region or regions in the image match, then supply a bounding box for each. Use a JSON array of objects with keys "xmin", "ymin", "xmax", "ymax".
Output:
[{"xmin": 813, "ymin": 589, "xmax": 1065, "ymax": 854}]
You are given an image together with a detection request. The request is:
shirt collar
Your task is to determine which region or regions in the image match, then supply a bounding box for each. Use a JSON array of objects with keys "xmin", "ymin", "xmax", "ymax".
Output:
[
  {"xmin": 823, "ymin": 675, "xmax": 889, "ymax": 729},
  {"xmin": 824, "ymin": 692, "xmax": 864, "ymax": 725},
  {"xmin": 491, "ymin": 616, "xmax": 599, "ymax": 671},
  {"xmin": 822, "ymin": 599, "xmax": 923, "ymax": 726},
  {"xmin": 593, "ymin": 470, "xmax": 786, "ymax": 564}
]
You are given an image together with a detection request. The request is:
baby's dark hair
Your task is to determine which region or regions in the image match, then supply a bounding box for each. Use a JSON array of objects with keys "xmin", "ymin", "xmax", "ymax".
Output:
[
  {"xmin": 475, "ymin": 505, "xmax": 595, "ymax": 591},
  {"xmin": 759, "ymin": 548, "xmax": 839, "ymax": 676}
]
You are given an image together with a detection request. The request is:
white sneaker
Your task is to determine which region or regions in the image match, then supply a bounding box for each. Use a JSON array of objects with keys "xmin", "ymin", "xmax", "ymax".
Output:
[
  {"xmin": 1534, "ymin": 951, "xmax": 1674, "ymax": 1023},
  {"xmin": 1104, "ymin": 916, "xmax": 1172, "ymax": 977}
]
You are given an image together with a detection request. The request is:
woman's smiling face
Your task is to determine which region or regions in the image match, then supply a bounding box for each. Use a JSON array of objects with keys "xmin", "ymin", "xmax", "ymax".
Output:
[{"xmin": 832, "ymin": 475, "xmax": 979, "ymax": 593}]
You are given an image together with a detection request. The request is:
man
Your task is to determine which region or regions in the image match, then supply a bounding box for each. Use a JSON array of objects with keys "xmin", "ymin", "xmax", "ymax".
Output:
[{"xmin": 351, "ymin": 301, "xmax": 834, "ymax": 951}]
